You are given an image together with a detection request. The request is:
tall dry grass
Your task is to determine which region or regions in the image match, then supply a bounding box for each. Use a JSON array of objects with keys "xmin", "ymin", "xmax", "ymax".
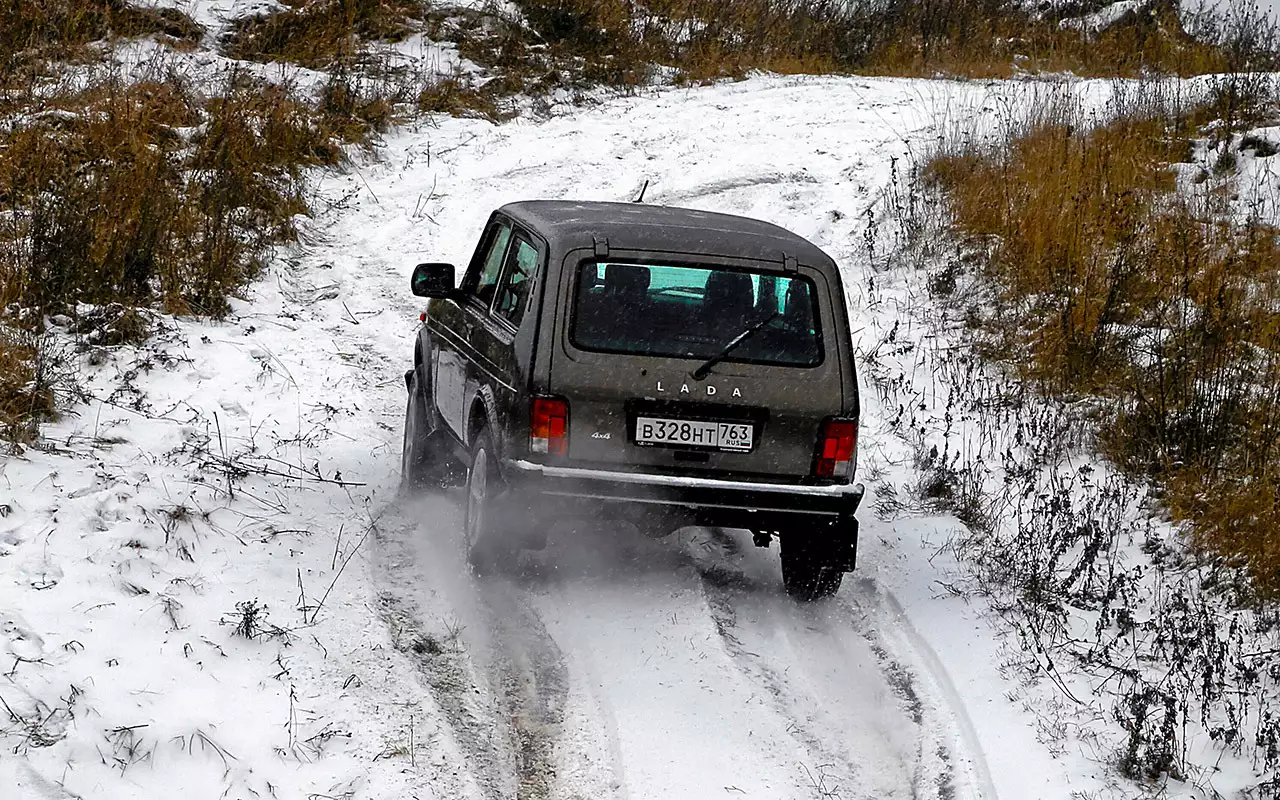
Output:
[
  {"xmin": 923, "ymin": 84, "xmax": 1280, "ymax": 593},
  {"xmin": 226, "ymin": 0, "xmax": 423, "ymax": 67},
  {"xmin": 885, "ymin": 3, "xmax": 1200, "ymax": 75},
  {"xmin": 224, "ymin": 0, "xmax": 1279, "ymax": 120},
  {"xmin": 502, "ymin": 0, "xmax": 1264, "ymax": 83},
  {"xmin": 509, "ymin": 0, "xmax": 871, "ymax": 83},
  {"xmin": 0, "ymin": 0, "xmax": 373, "ymax": 445},
  {"xmin": 0, "ymin": 0, "xmax": 203, "ymax": 64},
  {"xmin": 0, "ymin": 75, "xmax": 337, "ymax": 319}
]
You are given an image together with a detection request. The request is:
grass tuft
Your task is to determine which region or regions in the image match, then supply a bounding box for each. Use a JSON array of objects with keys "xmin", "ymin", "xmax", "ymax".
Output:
[
  {"xmin": 225, "ymin": 0, "xmax": 423, "ymax": 69},
  {"xmin": 0, "ymin": 0, "xmax": 203, "ymax": 65},
  {"xmin": 0, "ymin": 331, "xmax": 49, "ymax": 447}
]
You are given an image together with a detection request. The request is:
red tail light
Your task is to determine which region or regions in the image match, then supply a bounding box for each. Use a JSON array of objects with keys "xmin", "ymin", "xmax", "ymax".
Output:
[
  {"xmin": 531, "ymin": 397, "xmax": 569, "ymax": 456},
  {"xmin": 814, "ymin": 419, "xmax": 857, "ymax": 480}
]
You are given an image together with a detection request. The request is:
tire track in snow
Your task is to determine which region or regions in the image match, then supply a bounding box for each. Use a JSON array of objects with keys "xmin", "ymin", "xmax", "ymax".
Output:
[
  {"xmin": 699, "ymin": 578, "xmax": 869, "ymax": 797},
  {"xmin": 476, "ymin": 579, "xmax": 570, "ymax": 800},
  {"xmin": 535, "ymin": 599, "xmax": 631, "ymax": 800},
  {"xmin": 520, "ymin": 527, "xmax": 834, "ymax": 799},
  {"xmin": 375, "ymin": 516, "xmax": 509, "ymax": 800},
  {"xmin": 845, "ymin": 577, "xmax": 1000, "ymax": 800},
  {"xmin": 689, "ymin": 529, "xmax": 973, "ymax": 800},
  {"xmin": 377, "ymin": 500, "xmax": 576, "ymax": 800},
  {"xmin": 858, "ymin": 626, "xmax": 959, "ymax": 800}
]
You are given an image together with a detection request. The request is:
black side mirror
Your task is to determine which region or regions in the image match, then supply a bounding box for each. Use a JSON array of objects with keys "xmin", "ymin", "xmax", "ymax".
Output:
[{"xmin": 411, "ymin": 263, "xmax": 456, "ymax": 298}]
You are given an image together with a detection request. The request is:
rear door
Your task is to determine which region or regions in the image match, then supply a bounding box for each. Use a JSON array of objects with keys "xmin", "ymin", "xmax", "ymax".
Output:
[
  {"xmin": 433, "ymin": 219, "xmax": 511, "ymax": 437},
  {"xmin": 462, "ymin": 228, "xmax": 542, "ymax": 442},
  {"xmin": 548, "ymin": 255, "xmax": 844, "ymax": 480}
]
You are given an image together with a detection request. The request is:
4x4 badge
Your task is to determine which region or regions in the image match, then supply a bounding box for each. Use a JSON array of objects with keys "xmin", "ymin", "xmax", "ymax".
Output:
[{"xmin": 656, "ymin": 381, "xmax": 743, "ymax": 398}]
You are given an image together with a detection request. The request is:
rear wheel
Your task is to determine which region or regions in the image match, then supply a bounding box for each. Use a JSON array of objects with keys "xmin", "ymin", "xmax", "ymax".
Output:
[
  {"xmin": 780, "ymin": 530, "xmax": 847, "ymax": 601},
  {"xmin": 464, "ymin": 430, "xmax": 514, "ymax": 574}
]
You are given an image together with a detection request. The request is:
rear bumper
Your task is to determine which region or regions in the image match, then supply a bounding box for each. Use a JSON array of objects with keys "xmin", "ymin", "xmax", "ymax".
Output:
[{"xmin": 505, "ymin": 459, "xmax": 865, "ymax": 530}]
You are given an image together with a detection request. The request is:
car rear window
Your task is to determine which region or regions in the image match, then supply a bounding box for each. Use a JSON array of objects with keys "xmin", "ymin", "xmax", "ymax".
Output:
[{"xmin": 571, "ymin": 262, "xmax": 823, "ymax": 367}]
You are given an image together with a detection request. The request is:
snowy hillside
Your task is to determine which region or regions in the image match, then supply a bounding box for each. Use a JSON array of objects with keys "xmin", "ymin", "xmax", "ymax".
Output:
[
  {"xmin": 0, "ymin": 74, "xmax": 998, "ymax": 800},
  {"xmin": 3, "ymin": 1, "xmax": 1280, "ymax": 799}
]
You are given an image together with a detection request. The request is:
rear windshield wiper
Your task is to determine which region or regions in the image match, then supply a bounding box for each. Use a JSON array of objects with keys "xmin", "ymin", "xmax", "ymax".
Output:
[{"xmin": 691, "ymin": 311, "xmax": 780, "ymax": 381}]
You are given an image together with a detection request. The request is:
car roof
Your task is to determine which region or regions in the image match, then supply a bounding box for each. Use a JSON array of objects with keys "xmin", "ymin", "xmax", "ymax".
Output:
[{"xmin": 497, "ymin": 200, "xmax": 835, "ymax": 269}]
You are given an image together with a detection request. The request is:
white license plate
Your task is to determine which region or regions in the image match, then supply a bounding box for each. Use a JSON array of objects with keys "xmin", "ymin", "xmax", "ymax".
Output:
[{"xmin": 634, "ymin": 417, "xmax": 754, "ymax": 452}]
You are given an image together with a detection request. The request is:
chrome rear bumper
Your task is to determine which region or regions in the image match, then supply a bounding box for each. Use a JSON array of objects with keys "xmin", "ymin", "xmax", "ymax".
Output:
[{"xmin": 506, "ymin": 459, "xmax": 865, "ymax": 524}]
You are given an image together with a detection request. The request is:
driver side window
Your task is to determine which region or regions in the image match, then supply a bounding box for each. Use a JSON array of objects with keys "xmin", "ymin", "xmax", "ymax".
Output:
[{"xmin": 467, "ymin": 222, "xmax": 512, "ymax": 307}]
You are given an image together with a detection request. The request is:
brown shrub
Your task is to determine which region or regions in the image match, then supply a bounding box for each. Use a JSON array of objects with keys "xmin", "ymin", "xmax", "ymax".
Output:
[
  {"xmin": 0, "ymin": 74, "xmax": 339, "ymax": 319},
  {"xmin": 0, "ymin": 331, "xmax": 44, "ymax": 447},
  {"xmin": 0, "ymin": 0, "xmax": 203, "ymax": 63},
  {"xmin": 925, "ymin": 91, "xmax": 1280, "ymax": 594},
  {"xmin": 417, "ymin": 74, "xmax": 506, "ymax": 121},
  {"xmin": 226, "ymin": 0, "xmax": 422, "ymax": 68}
]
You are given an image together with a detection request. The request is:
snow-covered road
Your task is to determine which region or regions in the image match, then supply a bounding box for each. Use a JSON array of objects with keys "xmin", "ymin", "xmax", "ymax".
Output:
[
  {"xmin": 378, "ymin": 494, "xmax": 968, "ymax": 799},
  {"xmin": 322, "ymin": 74, "xmax": 1022, "ymax": 800},
  {"xmin": 4, "ymin": 74, "xmax": 1103, "ymax": 799}
]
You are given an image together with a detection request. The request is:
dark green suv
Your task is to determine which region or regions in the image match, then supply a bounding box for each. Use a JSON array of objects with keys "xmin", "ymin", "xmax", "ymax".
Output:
[{"xmin": 402, "ymin": 201, "xmax": 864, "ymax": 600}]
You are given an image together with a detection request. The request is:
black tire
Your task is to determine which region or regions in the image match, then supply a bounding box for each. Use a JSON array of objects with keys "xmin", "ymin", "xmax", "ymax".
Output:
[
  {"xmin": 400, "ymin": 368, "xmax": 450, "ymax": 493},
  {"xmin": 780, "ymin": 533, "xmax": 845, "ymax": 601},
  {"xmin": 464, "ymin": 429, "xmax": 514, "ymax": 574}
]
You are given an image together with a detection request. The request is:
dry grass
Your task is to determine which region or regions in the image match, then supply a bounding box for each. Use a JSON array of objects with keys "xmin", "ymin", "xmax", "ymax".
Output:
[
  {"xmin": 0, "ymin": 332, "xmax": 45, "ymax": 446},
  {"xmin": 225, "ymin": 0, "xmax": 1276, "ymax": 117},
  {"xmin": 924, "ymin": 85, "xmax": 1280, "ymax": 594},
  {"xmin": 498, "ymin": 0, "xmax": 1261, "ymax": 85},
  {"xmin": 0, "ymin": 0, "xmax": 203, "ymax": 65},
  {"xmin": 0, "ymin": 1, "xmax": 410, "ymax": 446},
  {"xmin": 416, "ymin": 73, "xmax": 505, "ymax": 120},
  {"xmin": 508, "ymin": 0, "xmax": 869, "ymax": 84},
  {"xmin": 224, "ymin": 0, "xmax": 1278, "ymax": 121},
  {"xmin": 0, "ymin": 74, "xmax": 340, "ymax": 319},
  {"xmin": 226, "ymin": 0, "xmax": 423, "ymax": 68},
  {"xmin": 861, "ymin": 0, "xmax": 1231, "ymax": 78}
]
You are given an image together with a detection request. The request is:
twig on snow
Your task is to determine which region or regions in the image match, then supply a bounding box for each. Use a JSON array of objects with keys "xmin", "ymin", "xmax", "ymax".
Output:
[{"xmin": 309, "ymin": 511, "xmax": 381, "ymax": 624}]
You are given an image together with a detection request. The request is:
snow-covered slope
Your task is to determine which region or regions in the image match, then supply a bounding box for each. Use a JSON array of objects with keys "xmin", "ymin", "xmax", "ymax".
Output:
[
  {"xmin": 0, "ymin": 73, "xmax": 1060, "ymax": 800},
  {"xmin": 3, "ymin": 69, "xmax": 1276, "ymax": 798}
]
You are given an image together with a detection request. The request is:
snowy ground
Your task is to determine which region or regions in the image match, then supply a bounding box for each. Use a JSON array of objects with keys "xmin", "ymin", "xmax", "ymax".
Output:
[{"xmin": 3, "ymin": 71, "xmax": 1273, "ymax": 798}]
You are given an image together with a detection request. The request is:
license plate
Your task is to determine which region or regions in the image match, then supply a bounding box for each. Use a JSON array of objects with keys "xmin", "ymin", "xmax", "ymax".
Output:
[{"xmin": 634, "ymin": 417, "xmax": 754, "ymax": 452}]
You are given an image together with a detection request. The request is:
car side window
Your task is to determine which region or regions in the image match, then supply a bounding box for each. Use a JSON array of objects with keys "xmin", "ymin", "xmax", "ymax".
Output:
[
  {"xmin": 466, "ymin": 222, "xmax": 512, "ymax": 308},
  {"xmin": 493, "ymin": 235, "xmax": 539, "ymax": 327}
]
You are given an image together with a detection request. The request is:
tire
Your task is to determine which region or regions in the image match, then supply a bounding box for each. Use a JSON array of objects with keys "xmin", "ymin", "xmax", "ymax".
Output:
[
  {"xmin": 464, "ymin": 429, "xmax": 514, "ymax": 574},
  {"xmin": 780, "ymin": 532, "xmax": 845, "ymax": 601},
  {"xmin": 400, "ymin": 368, "xmax": 451, "ymax": 493}
]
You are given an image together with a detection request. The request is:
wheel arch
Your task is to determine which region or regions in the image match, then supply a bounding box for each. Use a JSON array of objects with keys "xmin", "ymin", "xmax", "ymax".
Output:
[
  {"xmin": 467, "ymin": 398, "xmax": 487, "ymax": 444},
  {"xmin": 412, "ymin": 327, "xmax": 431, "ymax": 385}
]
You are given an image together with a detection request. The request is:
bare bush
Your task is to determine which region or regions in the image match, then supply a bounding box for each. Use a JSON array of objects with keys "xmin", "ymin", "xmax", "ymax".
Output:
[{"xmin": 923, "ymin": 82, "xmax": 1280, "ymax": 595}]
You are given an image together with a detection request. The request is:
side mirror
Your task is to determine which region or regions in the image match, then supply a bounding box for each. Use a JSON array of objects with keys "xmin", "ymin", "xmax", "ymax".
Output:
[{"xmin": 411, "ymin": 263, "xmax": 456, "ymax": 298}]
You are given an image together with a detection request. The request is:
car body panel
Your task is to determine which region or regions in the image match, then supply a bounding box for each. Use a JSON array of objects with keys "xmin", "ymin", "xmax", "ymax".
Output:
[
  {"xmin": 546, "ymin": 250, "xmax": 846, "ymax": 478},
  {"xmin": 410, "ymin": 200, "xmax": 862, "ymax": 537}
]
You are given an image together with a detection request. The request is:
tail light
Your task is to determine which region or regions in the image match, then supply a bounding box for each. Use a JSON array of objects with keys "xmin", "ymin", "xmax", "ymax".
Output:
[
  {"xmin": 530, "ymin": 397, "xmax": 569, "ymax": 456},
  {"xmin": 813, "ymin": 419, "xmax": 857, "ymax": 480}
]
